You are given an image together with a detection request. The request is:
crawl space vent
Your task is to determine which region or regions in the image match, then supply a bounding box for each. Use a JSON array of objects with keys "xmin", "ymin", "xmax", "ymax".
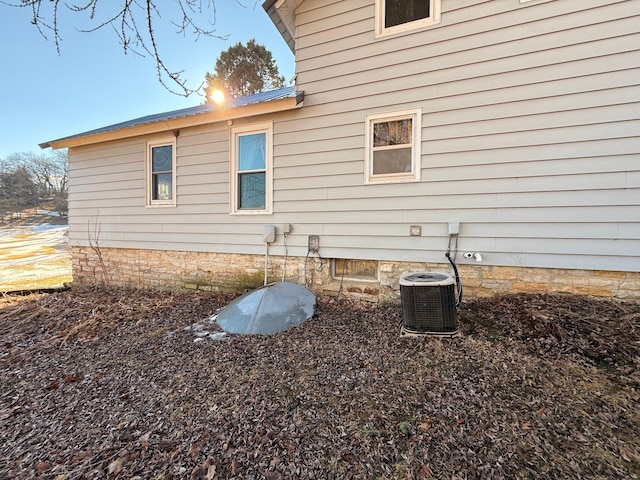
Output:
[{"xmin": 400, "ymin": 272, "xmax": 458, "ymax": 337}]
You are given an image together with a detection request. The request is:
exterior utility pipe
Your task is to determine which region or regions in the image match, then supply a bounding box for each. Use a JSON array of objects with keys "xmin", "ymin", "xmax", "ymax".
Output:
[
  {"xmin": 445, "ymin": 233, "xmax": 463, "ymax": 307},
  {"xmin": 265, "ymin": 242, "xmax": 269, "ymax": 286}
]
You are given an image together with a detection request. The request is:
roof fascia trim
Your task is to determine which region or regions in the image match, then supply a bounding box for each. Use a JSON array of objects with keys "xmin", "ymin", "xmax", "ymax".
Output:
[
  {"xmin": 42, "ymin": 96, "xmax": 302, "ymax": 150},
  {"xmin": 262, "ymin": 0, "xmax": 295, "ymax": 52}
]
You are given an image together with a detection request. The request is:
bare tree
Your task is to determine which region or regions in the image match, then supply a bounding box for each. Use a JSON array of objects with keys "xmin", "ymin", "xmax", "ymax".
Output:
[
  {"xmin": 3, "ymin": 150, "xmax": 68, "ymax": 214},
  {"xmin": 51, "ymin": 150, "xmax": 69, "ymax": 215},
  {"xmin": 2, "ymin": 0, "xmax": 259, "ymax": 96},
  {"xmin": 0, "ymin": 165, "xmax": 38, "ymax": 222},
  {"xmin": 0, "ymin": 159, "xmax": 11, "ymax": 225}
]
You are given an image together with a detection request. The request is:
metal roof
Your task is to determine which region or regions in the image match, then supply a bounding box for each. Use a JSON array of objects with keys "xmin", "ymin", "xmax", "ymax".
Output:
[{"xmin": 40, "ymin": 86, "xmax": 302, "ymax": 149}]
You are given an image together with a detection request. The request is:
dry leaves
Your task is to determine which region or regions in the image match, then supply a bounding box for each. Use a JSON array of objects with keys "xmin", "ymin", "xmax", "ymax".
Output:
[{"xmin": 1, "ymin": 287, "xmax": 639, "ymax": 479}]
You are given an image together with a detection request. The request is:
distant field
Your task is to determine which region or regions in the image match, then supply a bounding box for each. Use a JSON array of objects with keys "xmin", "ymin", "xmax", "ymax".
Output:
[{"xmin": 0, "ymin": 212, "xmax": 71, "ymax": 292}]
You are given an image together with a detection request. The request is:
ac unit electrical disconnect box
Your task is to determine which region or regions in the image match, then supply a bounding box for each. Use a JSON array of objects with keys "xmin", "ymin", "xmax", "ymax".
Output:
[{"xmin": 263, "ymin": 224, "xmax": 276, "ymax": 243}]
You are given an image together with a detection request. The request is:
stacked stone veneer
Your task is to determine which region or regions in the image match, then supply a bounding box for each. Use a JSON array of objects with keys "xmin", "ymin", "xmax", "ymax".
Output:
[{"xmin": 71, "ymin": 246, "xmax": 640, "ymax": 301}]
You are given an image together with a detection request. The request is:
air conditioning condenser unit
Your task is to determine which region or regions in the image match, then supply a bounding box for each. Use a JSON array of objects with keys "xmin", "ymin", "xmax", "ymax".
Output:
[{"xmin": 400, "ymin": 272, "xmax": 458, "ymax": 337}]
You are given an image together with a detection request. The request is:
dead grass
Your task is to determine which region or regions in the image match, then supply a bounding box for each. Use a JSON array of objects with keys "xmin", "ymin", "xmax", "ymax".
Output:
[{"xmin": 0, "ymin": 208, "xmax": 70, "ymax": 293}]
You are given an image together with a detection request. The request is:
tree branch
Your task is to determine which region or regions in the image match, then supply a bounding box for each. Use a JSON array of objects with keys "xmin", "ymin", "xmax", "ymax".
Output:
[{"xmin": 1, "ymin": 0, "xmax": 259, "ymax": 96}]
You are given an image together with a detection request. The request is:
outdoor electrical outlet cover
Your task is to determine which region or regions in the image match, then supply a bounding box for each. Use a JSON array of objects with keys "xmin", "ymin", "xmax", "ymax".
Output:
[
  {"xmin": 410, "ymin": 225, "xmax": 422, "ymax": 236},
  {"xmin": 308, "ymin": 235, "xmax": 319, "ymax": 251},
  {"xmin": 448, "ymin": 222, "xmax": 460, "ymax": 235}
]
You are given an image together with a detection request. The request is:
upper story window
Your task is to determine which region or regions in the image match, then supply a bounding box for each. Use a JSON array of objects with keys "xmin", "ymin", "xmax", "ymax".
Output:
[
  {"xmin": 146, "ymin": 139, "xmax": 176, "ymax": 206},
  {"xmin": 230, "ymin": 122, "xmax": 273, "ymax": 215},
  {"xmin": 375, "ymin": 0, "xmax": 441, "ymax": 37},
  {"xmin": 365, "ymin": 108, "xmax": 422, "ymax": 184}
]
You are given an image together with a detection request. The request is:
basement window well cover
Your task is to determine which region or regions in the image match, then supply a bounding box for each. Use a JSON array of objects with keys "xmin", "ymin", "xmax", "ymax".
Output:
[{"xmin": 216, "ymin": 281, "xmax": 316, "ymax": 335}]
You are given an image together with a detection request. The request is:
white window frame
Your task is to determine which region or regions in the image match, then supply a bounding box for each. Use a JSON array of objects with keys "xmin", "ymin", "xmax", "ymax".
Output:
[
  {"xmin": 365, "ymin": 108, "xmax": 422, "ymax": 184},
  {"xmin": 146, "ymin": 138, "xmax": 177, "ymax": 207},
  {"xmin": 230, "ymin": 121, "xmax": 273, "ymax": 215},
  {"xmin": 375, "ymin": 0, "xmax": 441, "ymax": 38}
]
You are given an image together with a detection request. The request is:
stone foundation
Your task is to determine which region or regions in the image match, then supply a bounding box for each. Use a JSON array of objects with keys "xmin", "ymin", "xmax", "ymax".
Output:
[{"xmin": 71, "ymin": 246, "xmax": 640, "ymax": 301}]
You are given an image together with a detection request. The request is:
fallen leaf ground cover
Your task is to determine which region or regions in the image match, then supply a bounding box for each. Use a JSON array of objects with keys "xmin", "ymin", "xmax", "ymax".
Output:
[{"xmin": 1, "ymin": 287, "xmax": 639, "ymax": 479}]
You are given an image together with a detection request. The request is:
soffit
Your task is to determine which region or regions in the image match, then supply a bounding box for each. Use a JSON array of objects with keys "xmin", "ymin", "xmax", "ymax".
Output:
[{"xmin": 262, "ymin": 0, "xmax": 305, "ymax": 52}]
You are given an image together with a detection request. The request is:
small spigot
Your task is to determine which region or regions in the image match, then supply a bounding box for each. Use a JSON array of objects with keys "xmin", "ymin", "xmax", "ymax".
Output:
[{"xmin": 463, "ymin": 252, "xmax": 483, "ymax": 262}]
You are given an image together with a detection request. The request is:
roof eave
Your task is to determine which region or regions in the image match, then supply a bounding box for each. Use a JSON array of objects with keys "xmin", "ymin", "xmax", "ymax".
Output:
[
  {"xmin": 41, "ymin": 95, "xmax": 302, "ymax": 150},
  {"xmin": 262, "ymin": 0, "xmax": 296, "ymax": 52}
]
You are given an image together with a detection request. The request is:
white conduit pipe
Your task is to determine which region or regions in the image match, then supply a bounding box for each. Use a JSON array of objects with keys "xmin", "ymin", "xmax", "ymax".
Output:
[{"xmin": 264, "ymin": 242, "xmax": 269, "ymax": 286}]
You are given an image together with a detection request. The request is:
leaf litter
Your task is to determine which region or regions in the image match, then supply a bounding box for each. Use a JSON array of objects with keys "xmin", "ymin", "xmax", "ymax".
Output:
[{"xmin": 0, "ymin": 287, "xmax": 639, "ymax": 479}]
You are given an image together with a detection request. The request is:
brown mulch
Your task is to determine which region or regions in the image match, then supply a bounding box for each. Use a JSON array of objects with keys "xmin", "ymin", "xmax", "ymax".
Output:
[{"xmin": 1, "ymin": 287, "xmax": 639, "ymax": 479}]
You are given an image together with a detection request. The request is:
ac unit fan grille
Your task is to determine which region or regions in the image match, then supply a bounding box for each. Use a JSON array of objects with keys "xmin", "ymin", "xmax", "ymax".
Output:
[{"xmin": 400, "ymin": 282, "xmax": 457, "ymax": 333}]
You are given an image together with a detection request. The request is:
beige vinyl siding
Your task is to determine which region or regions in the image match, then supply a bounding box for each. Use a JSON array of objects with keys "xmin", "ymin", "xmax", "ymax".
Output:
[
  {"xmin": 68, "ymin": 116, "xmax": 326, "ymax": 255},
  {"xmin": 279, "ymin": 0, "xmax": 639, "ymax": 271},
  {"xmin": 67, "ymin": 0, "xmax": 639, "ymax": 274}
]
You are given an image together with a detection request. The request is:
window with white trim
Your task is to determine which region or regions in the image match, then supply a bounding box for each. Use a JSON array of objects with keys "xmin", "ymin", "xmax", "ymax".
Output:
[
  {"xmin": 230, "ymin": 122, "xmax": 273, "ymax": 214},
  {"xmin": 146, "ymin": 139, "xmax": 176, "ymax": 206},
  {"xmin": 365, "ymin": 108, "xmax": 421, "ymax": 184},
  {"xmin": 375, "ymin": 0, "xmax": 441, "ymax": 37}
]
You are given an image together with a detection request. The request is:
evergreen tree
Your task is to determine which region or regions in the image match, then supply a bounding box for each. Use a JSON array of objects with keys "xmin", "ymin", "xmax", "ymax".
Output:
[
  {"xmin": 205, "ymin": 39, "xmax": 287, "ymax": 100},
  {"xmin": 0, "ymin": 166, "xmax": 38, "ymax": 220}
]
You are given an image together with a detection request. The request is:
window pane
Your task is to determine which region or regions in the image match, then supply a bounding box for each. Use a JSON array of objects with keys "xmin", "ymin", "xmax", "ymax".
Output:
[
  {"xmin": 152, "ymin": 145, "xmax": 172, "ymax": 172},
  {"xmin": 238, "ymin": 172, "xmax": 265, "ymax": 209},
  {"xmin": 153, "ymin": 173, "xmax": 172, "ymax": 200},
  {"xmin": 372, "ymin": 148, "xmax": 412, "ymax": 175},
  {"xmin": 334, "ymin": 259, "xmax": 378, "ymax": 279},
  {"xmin": 385, "ymin": 0, "xmax": 430, "ymax": 28},
  {"xmin": 374, "ymin": 119, "xmax": 412, "ymax": 147},
  {"xmin": 238, "ymin": 133, "xmax": 266, "ymax": 171}
]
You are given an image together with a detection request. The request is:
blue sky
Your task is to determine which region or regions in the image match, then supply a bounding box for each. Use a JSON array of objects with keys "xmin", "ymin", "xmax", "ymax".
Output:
[{"xmin": 0, "ymin": 1, "xmax": 294, "ymax": 159}]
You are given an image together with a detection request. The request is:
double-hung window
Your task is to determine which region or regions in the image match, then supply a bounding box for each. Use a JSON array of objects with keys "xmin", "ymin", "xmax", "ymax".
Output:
[
  {"xmin": 146, "ymin": 139, "xmax": 176, "ymax": 206},
  {"xmin": 230, "ymin": 122, "xmax": 273, "ymax": 214},
  {"xmin": 375, "ymin": 0, "xmax": 441, "ymax": 37},
  {"xmin": 365, "ymin": 108, "xmax": 421, "ymax": 184}
]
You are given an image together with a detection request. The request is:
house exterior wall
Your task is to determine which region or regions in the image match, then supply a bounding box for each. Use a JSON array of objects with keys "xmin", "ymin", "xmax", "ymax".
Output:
[
  {"xmin": 68, "ymin": 117, "xmax": 294, "ymax": 254},
  {"xmin": 286, "ymin": 0, "xmax": 640, "ymax": 273},
  {"xmin": 66, "ymin": 0, "xmax": 640, "ymax": 299},
  {"xmin": 70, "ymin": 245, "xmax": 640, "ymax": 301}
]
